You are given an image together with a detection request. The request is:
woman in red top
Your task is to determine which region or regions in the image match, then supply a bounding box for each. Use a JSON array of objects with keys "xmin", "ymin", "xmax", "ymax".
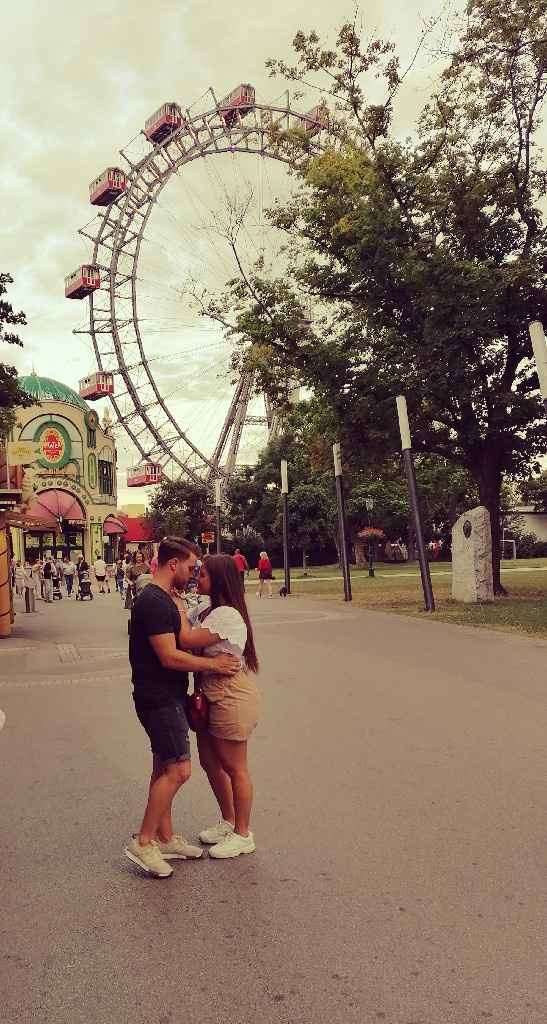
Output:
[{"xmin": 257, "ymin": 550, "xmax": 273, "ymax": 598}]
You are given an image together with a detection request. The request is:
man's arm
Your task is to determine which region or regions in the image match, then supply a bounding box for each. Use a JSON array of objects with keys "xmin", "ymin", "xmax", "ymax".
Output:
[{"xmin": 149, "ymin": 633, "xmax": 239, "ymax": 675}]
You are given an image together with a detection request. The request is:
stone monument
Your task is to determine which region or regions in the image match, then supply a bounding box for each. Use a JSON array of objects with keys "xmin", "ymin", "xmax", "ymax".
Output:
[{"xmin": 451, "ymin": 506, "xmax": 494, "ymax": 603}]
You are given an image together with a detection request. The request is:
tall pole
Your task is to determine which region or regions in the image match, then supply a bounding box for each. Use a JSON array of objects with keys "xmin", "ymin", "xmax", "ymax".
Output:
[
  {"xmin": 281, "ymin": 459, "xmax": 290, "ymax": 595},
  {"xmin": 396, "ymin": 396, "xmax": 435, "ymax": 612},
  {"xmin": 333, "ymin": 443, "xmax": 352, "ymax": 602},
  {"xmin": 529, "ymin": 321, "xmax": 547, "ymax": 417},
  {"xmin": 214, "ymin": 478, "xmax": 222, "ymax": 554}
]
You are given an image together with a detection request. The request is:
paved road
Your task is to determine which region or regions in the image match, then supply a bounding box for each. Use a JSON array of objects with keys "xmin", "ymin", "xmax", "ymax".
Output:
[{"xmin": 2, "ymin": 587, "xmax": 547, "ymax": 1024}]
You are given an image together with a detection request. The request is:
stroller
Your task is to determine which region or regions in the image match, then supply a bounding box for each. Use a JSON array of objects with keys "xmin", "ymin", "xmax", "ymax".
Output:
[
  {"xmin": 76, "ymin": 569, "xmax": 93, "ymax": 601},
  {"xmin": 52, "ymin": 574, "xmax": 63, "ymax": 601}
]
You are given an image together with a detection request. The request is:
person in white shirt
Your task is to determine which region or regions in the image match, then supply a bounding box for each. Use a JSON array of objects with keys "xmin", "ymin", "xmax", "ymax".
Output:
[
  {"xmin": 23, "ymin": 561, "xmax": 37, "ymax": 612},
  {"xmin": 14, "ymin": 560, "xmax": 25, "ymax": 597},
  {"xmin": 173, "ymin": 553, "xmax": 260, "ymax": 860},
  {"xmin": 93, "ymin": 554, "xmax": 109, "ymax": 594},
  {"xmin": 63, "ymin": 557, "xmax": 76, "ymax": 597}
]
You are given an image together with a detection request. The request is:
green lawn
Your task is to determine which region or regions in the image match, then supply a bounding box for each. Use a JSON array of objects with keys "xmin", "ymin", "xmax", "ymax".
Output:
[{"xmin": 251, "ymin": 559, "xmax": 547, "ymax": 638}]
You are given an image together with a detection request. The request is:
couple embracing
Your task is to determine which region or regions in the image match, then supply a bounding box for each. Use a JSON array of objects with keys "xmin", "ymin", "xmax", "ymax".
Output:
[{"xmin": 125, "ymin": 535, "xmax": 260, "ymax": 878}]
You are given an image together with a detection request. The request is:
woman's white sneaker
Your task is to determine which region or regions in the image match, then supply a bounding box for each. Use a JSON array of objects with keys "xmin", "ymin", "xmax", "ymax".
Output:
[
  {"xmin": 124, "ymin": 836, "xmax": 173, "ymax": 877},
  {"xmin": 209, "ymin": 831, "xmax": 256, "ymax": 859},
  {"xmin": 199, "ymin": 820, "xmax": 234, "ymax": 845}
]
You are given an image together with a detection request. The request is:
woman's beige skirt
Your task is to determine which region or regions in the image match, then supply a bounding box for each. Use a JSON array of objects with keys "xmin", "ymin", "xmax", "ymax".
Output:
[{"xmin": 200, "ymin": 670, "xmax": 260, "ymax": 742}]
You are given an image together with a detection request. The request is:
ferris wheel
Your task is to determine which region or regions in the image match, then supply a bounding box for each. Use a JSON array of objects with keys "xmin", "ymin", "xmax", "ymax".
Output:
[{"xmin": 66, "ymin": 85, "xmax": 329, "ymax": 491}]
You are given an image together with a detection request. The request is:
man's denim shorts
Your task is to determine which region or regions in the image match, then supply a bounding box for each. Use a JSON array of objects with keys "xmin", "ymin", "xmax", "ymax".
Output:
[{"xmin": 134, "ymin": 700, "xmax": 190, "ymax": 764}]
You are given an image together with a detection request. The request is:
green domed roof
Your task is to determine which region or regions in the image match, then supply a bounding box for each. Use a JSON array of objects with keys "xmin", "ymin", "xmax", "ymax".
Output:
[{"xmin": 19, "ymin": 374, "xmax": 89, "ymax": 412}]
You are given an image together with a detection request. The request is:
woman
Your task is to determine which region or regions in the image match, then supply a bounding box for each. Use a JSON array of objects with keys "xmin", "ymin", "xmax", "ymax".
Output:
[
  {"xmin": 257, "ymin": 550, "xmax": 273, "ymax": 598},
  {"xmin": 125, "ymin": 550, "xmax": 150, "ymax": 608},
  {"xmin": 14, "ymin": 560, "xmax": 25, "ymax": 598},
  {"xmin": 174, "ymin": 554, "xmax": 260, "ymax": 859}
]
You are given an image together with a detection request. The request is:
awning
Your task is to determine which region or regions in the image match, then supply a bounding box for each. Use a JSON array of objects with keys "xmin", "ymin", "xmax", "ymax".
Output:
[
  {"xmin": 27, "ymin": 489, "xmax": 86, "ymax": 528},
  {"xmin": 103, "ymin": 514, "xmax": 127, "ymax": 536}
]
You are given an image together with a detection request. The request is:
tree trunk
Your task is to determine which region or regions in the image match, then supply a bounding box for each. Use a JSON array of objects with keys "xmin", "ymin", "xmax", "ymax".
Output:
[
  {"xmin": 477, "ymin": 460, "xmax": 506, "ymax": 596},
  {"xmin": 354, "ymin": 540, "xmax": 367, "ymax": 567}
]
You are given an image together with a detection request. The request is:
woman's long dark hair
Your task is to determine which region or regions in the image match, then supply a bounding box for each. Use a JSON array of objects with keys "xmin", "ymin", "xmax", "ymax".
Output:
[{"xmin": 204, "ymin": 554, "xmax": 259, "ymax": 673}]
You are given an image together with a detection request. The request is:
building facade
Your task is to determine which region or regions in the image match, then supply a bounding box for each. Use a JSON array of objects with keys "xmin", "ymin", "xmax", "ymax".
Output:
[{"xmin": 9, "ymin": 374, "xmax": 125, "ymax": 563}]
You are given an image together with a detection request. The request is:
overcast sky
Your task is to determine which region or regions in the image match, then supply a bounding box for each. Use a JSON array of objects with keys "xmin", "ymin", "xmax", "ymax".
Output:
[{"xmin": 1, "ymin": 0, "xmax": 444, "ymax": 505}]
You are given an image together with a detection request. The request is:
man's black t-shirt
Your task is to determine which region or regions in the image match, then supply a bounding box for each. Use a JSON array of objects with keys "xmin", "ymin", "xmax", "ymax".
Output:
[{"xmin": 129, "ymin": 584, "xmax": 189, "ymax": 707}]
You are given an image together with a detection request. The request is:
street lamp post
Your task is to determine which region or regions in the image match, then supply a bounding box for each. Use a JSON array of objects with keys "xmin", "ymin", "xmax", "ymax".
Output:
[
  {"xmin": 333, "ymin": 443, "xmax": 352, "ymax": 602},
  {"xmin": 529, "ymin": 321, "xmax": 547, "ymax": 417},
  {"xmin": 214, "ymin": 478, "xmax": 222, "ymax": 555},
  {"xmin": 365, "ymin": 496, "xmax": 375, "ymax": 578},
  {"xmin": 281, "ymin": 459, "xmax": 290, "ymax": 595},
  {"xmin": 396, "ymin": 395, "xmax": 435, "ymax": 613}
]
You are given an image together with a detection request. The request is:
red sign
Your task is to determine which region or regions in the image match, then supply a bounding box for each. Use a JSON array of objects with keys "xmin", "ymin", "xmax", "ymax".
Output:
[
  {"xmin": 201, "ymin": 532, "xmax": 215, "ymax": 544},
  {"xmin": 40, "ymin": 427, "xmax": 65, "ymax": 465}
]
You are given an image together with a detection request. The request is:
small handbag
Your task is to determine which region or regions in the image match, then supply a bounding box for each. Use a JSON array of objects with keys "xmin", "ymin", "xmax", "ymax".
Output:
[{"xmin": 185, "ymin": 685, "xmax": 209, "ymax": 732}]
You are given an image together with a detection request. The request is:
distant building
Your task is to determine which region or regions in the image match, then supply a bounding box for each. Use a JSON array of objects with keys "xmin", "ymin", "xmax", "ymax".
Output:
[
  {"xmin": 509, "ymin": 505, "xmax": 547, "ymax": 541},
  {"xmin": 7, "ymin": 373, "xmax": 126, "ymax": 563},
  {"xmin": 119, "ymin": 513, "xmax": 154, "ymax": 554}
]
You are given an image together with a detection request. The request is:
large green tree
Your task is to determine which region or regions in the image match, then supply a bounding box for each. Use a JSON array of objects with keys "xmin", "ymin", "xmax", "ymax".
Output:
[
  {"xmin": 145, "ymin": 479, "xmax": 211, "ymax": 545},
  {"xmin": 213, "ymin": 4, "xmax": 547, "ymax": 592},
  {"xmin": 0, "ymin": 273, "xmax": 33, "ymax": 438}
]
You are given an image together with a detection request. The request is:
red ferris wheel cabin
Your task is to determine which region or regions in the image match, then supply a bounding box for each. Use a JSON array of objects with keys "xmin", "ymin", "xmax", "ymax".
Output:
[
  {"xmin": 65, "ymin": 265, "xmax": 101, "ymax": 300},
  {"xmin": 79, "ymin": 372, "xmax": 114, "ymax": 401},
  {"xmin": 127, "ymin": 463, "xmax": 163, "ymax": 487},
  {"xmin": 219, "ymin": 84, "xmax": 255, "ymax": 127},
  {"xmin": 144, "ymin": 103, "xmax": 184, "ymax": 144},
  {"xmin": 89, "ymin": 167, "xmax": 127, "ymax": 206}
]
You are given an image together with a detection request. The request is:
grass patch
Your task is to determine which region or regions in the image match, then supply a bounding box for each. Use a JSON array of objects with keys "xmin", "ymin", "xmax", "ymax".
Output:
[{"xmin": 282, "ymin": 560, "xmax": 547, "ymax": 638}]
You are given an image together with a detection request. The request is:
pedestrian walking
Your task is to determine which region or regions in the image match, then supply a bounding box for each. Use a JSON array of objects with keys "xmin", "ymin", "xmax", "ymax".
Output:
[
  {"xmin": 115, "ymin": 559, "xmax": 125, "ymax": 597},
  {"xmin": 63, "ymin": 556, "xmax": 76, "ymax": 597},
  {"xmin": 232, "ymin": 548, "xmax": 249, "ymax": 589},
  {"xmin": 93, "ymin": 553, "xmax": 109, "ymax": 594},
  {"xmin": 23, "ymin": 561, "xmax": 37, "ymax": 612},
  {"xmin": 14, "ymin": 560, "xmax": 25, "ymax": 597},
  {"xmin": 42, "ymin": 557, "xmax": 54, "ymax": 603},
  {"xmin": 125, "ymin": 536, "xmax": 240, "ymax": 879},
  {"xmin": 257, "ymin": 550, "xmax": 273, "ymax": 598},
  {"xmin": 175, "ymin": 554, "xmax": 260, "ymax": 859}
]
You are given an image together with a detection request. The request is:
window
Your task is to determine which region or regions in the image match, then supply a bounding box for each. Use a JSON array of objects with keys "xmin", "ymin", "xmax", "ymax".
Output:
[
  {"xmin": 99, "ymin": 459, "xmax": 113, "ymax": 495},
  {"xmin": 87, "ymin": 427, "xmax": 96, "ymax": 449}
]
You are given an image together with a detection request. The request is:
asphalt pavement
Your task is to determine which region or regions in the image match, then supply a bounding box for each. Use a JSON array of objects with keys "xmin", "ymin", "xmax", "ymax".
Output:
[{"xmin": 2, "ymin": 584, "xmax": 547, "ymax": 1024}]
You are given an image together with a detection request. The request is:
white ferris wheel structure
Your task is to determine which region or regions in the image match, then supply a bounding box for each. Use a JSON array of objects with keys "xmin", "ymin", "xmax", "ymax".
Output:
[{"xmin": 67, "ymin": 84, "xmax": 329, "ymax": 492}]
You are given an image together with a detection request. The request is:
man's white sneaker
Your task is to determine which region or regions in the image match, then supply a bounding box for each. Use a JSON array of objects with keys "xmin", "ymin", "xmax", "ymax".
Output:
[
  {"xmin": 199, "ymin": 820, "xmax": 235, "ymax": 845},
  {"xmin": 209, "ymin": 831, "xmax": 256, "ymax": 859},
  {"xmin": 157, "ymin": 834, "xmax": 203, "ymax": 860},
  {"xmin": 124, "ymin": 836, "xmax": 173, "ymax": 877}
]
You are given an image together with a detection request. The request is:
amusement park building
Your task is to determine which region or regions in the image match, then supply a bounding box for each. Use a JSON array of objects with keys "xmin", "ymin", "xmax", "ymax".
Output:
[{"xmin": 7, "ymin": 374, "xmax": 126, "ymax": 563}]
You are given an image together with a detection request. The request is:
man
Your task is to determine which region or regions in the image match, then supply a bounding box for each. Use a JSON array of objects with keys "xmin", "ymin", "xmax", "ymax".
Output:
[
  {"xmin": 63, "ymin": 556, "xmax": 76, "ymax": 597},
  {"xmin": 93, "ymin": 552, "xmax": 109, "ymax": 594},
  {"xmin": 232, "ymin": 548, "xmax": 249, "ymax": 589},
  {"xmin": 42, "ymin": 557, "xmax": 54, "ymax": 603},
  {"xmin": 125, "ymin": 535, "xmax": 239, "ymax": 878}
]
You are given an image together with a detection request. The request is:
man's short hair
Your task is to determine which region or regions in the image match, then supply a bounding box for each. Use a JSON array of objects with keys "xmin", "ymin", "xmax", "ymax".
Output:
[{"xmin": 158, "ymin": 536, "xmax": 201, "ymax": 566}]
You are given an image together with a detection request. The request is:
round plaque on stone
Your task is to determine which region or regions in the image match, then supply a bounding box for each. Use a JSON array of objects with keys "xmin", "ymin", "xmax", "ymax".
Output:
[{"xmin": 463, "ymin": 520, "xmax": 472, "ymax": 538}]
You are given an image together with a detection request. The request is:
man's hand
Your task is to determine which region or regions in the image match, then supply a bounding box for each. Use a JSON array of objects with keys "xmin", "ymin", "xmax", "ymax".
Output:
[
  {"xmin": 170, "ymin": 590, "xmax": 187, "ymax": 617},
  {"xmin": 210, "ymin": 653, "xmax": 241, "ymax": 675}
]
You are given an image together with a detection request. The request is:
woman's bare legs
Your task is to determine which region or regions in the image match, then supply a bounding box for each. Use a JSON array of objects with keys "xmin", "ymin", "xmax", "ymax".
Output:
[
  {"xmin": 197, "ymin": 730, "xmax": 235, "ymax": 825},
  {"xmin": 211, "ymin": 737, "xmax": 253, "ymax": 836}
]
